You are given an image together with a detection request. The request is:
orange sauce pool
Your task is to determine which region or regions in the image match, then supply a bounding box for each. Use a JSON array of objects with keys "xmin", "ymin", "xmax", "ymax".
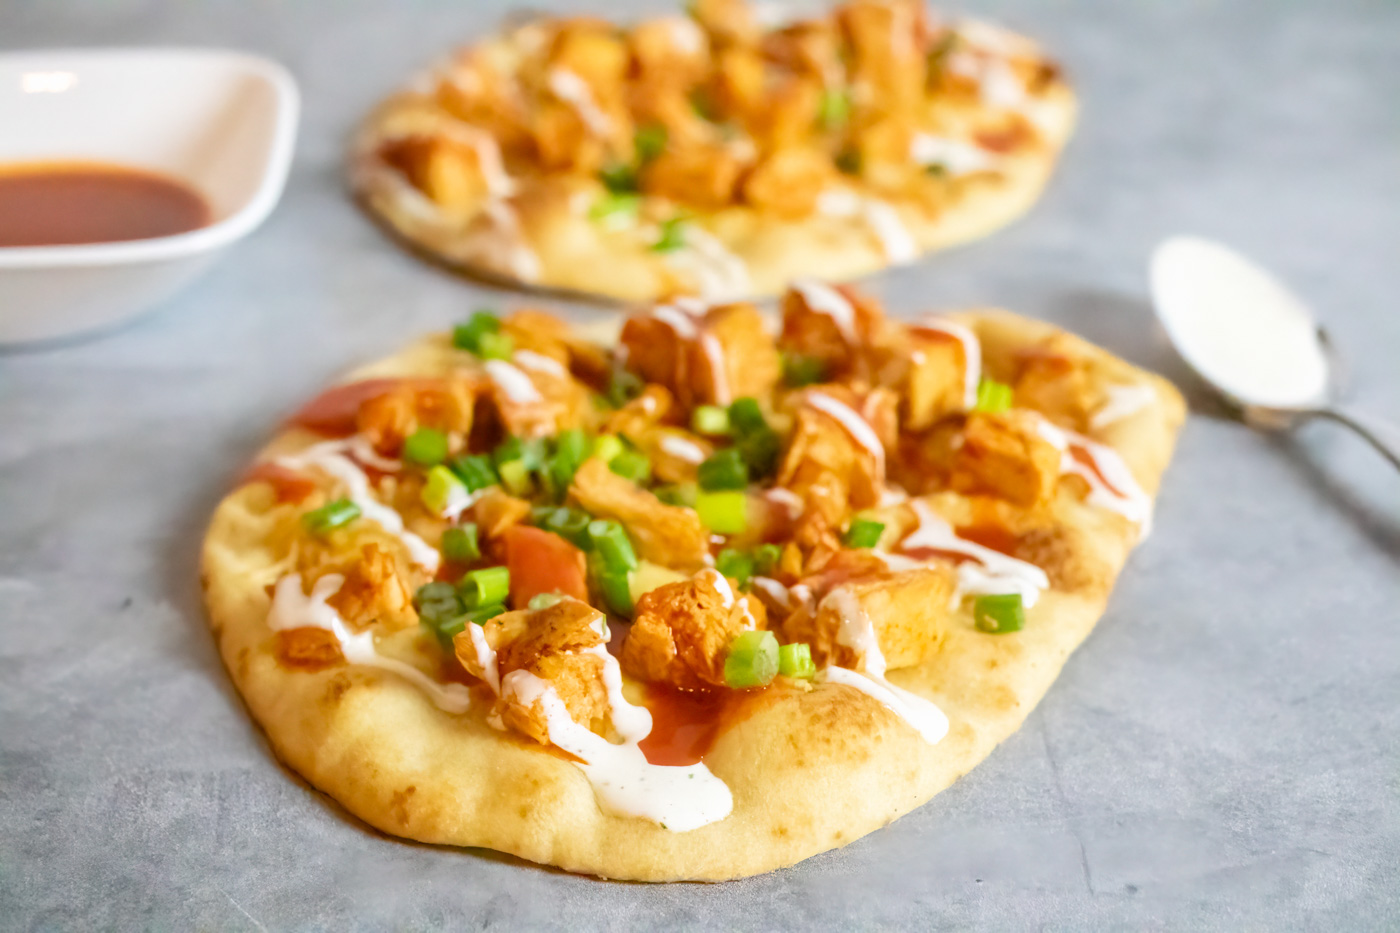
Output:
[
  {"xmin": 0, "ymin": 161, "xmax": 210, "ymax": 247},
  {"xmin": 638, "ymin": 687, "xmax": 749, "ymax": 767}
]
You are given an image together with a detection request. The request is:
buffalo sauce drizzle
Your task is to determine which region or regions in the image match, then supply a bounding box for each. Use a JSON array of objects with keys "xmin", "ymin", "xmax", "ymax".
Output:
[{"xmin": 637, "ymin": 686, "xmax": 749, "ymax": 767}]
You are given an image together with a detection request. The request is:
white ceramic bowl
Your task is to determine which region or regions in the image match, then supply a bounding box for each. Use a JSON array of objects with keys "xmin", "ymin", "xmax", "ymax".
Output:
[{"xmin": 0, "ymin": 48, "xmax": 298, "ymax": 345}]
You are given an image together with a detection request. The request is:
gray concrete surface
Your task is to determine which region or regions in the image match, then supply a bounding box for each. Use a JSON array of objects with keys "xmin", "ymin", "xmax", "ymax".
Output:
[{"xmin": 2, "ymin": 0, "xmax": 1398, "ymax": 929}]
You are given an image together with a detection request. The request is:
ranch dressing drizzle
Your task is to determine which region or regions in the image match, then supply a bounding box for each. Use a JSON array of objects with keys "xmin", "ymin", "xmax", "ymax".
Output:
[
  {"xmin": 500, "ymin": 670, "xmax": 733, "ymax": 832},
  {"xmin": 267, "ymin": 573, "xmax": 472, "ymax": 713},
  {"xmin": 547, "ymin": 68, "xmax": 612, "ymax": 137},
  {"xmin": 480, "ymin": 199, "xmax": 542, "ymax": 283},
  {"xmin": 512, "ymin": 349, "xmax": 568, "ymax": 377},
  {"xmin": 815, "ymin": 587, "xmax": 950, "ymax": 745},
  {"xmin": 750, "ymin": 576, "xmax": 791, "ymax": 610},
  {"xmin": 909, "ymin": 133, "xmax": 997, "ymax": 176},
  {"xmin": 815, "ymin": 189, "xmax": 919, "ymax": 264},
  {"xmin": 277, "ymin": 440, "xmax": 440, "ymax": 572},
  {"xmin": 465, "ymin": 622, "xmax": 500, "ymax": 694},
  {"xmin": 910, "ymin": 317, "xmax": 982, "ymax": 410},
  {"xmin": 663, "ymin": 225, "xmax": 752, "ymax": 300},
  {"xmin": 1034, "ymin": 417, "xmax": 1154, "ymax": 534},
  {"xmin": 439, "ymin": 123, "xmax": 515, "ymax": 198},
  {"xmin": 792, "ymin": 278, "xmax": 858, "ymax": 344},
  {"xmin": 485, "ymin": 359, "xmax": 543, "ymax": 404},
  {"xmin": 658, "ymin": 434, "xmax": 707, "ymax": 463},
  {"xmin": 652, "ymin": 303, "xmax": 732, "ymax": 405},
  {"xmin": 805, "ymin": 392, "xmax": 886, "ymax": 481},
  {"xmin": 765, "ymin": 486, "xmax": 806, "ymax": 517},
  {"xmin": 887, "ymin": 500, "xmax": 1049, "ymax": 607},
  {"xmin": 1089, "ymin": 383, "xmax": 1156, "ymax": 430}
]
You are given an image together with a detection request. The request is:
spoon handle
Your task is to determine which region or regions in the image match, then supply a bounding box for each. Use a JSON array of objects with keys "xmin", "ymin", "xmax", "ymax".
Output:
[{"xmin": 1314, "ymin": 405, "xmax": 1400, "ymax": 471}]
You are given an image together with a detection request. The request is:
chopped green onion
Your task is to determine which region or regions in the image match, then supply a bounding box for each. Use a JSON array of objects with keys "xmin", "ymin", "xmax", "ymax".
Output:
[
  {"xmin": 818, "ymin": 87, "xmax": 850, "ymax": 130},
  {"xmin": 452, "ymin": 311, "xmax": 500, "ymax": 353},
  {"xmin": 588, "ymin": 519, "xmax": 639, "ymax": 573},
  {"xmin": 651, "ymin": 217, "xmax": 687, "ymax": 253},
  {"xmin": 844, "ymin": 518, "xmax": 886, "ymax": 549},
  {"xmin": 715, "ymin": 549, "xmax": 755, "ymax": 588},
  {"xmin": 414, "ymin": 581, "xmax": 460, "ymax": 615},
  {"xmin": 493, "ymin": 436, "xmax": 547, "ymax": 472},
  {"xmin": 724, "ymin": 630, "xmax": 779, "ymax": 688},
  {"xmin": 421, "ymin": 465, "xmax": 466, "ymax": 515},
  {"xmin": 609, "ymin": 448, "xmax": 652, "ymax": 484},
  {"xmin": 975, "ymin": 378, "xmax": 1014, "ymax": 414},
  {"xmin": 497, "ymin": 458, "xmax": 534, "ymax": 496},
  {"xmin": 737, "ymin": 427, "xmax": 781, "ymax": 479},
  {"xmin": 691, "ymin": 404, "xmax": 732, "ymax": 436},
  {"xmin": 689, "ymin": 89, "xmax": 714, "ymax": 121},
  {"xmin": 600, "ymin": 162, "xmax": 638, "ymax": 194},
  {"xmin": 537, "ymin": 506, "xmax": 592, "ymax": 550},
  {"xmin": 301, "ymin": 498, "xmax": 360, "ymax": 536},
  {"xmin": 696, "ymin": 490, "xmax": 748, "ymax": 534},
  {"xmin": 442, "ymin": 523, "xmax": 481, "ymax": 563},
  {"xmin": 698, "ymin": 448, "xmax": 749, "ymax": 491},
  {"xmin": 927, "ymin": 30, "xmax": 959, "ymax": 72},
  {"xmin": 475, "ymin": 330, "xmax": 515, "ymax": 362},
  {"xmin": 925, "ymin": 163, "xmax": 949, "ymax": 178},
  {"xmin": 835, "ymin": 148, "xmax": 861, "ymax": 176},
  {"xmin": 590, "ymin": 433, "xmax": 625, "ymax": 465},
  {"xmin": 607, "ymin": 368, "xmax": 644, "ymax": 408},
  {"xmin": 459, "ymin": 566, "xmax": 510, "ymax": 610},
  {"xmin": 973, "ymin": 593, "xmax": 1025, "ymax": 634},
  {"xmin": 753, "ymin": 543, "xmax": 782, "ymax": 575},
  {"xmin": 778, "ymin": 642, "xmax": 816, "ymax": 679},
  {"xmin": 528, "ymin": 592, "xmax": 564, "ymax": 611},
  {"xmin": 634, "ymin": 123, "xmax": 668, "ymax": 163},
  {"xmin": 655, "ymin": 482, "xmax": 698, "ymax": 508},
  {"xmin": 448, "ymin": 453, "xmax": 497, "ymax": 493},
  {"xmin": 782, "ymin": 351, "xmax": 827, "ymax": 387},
  {"xmin": 547, "ymin": 429, "xmax": 590, "ymax": 491},
  {"xmin": 433, "ymin": 614, "xmax": 467, "ymax": 648},
  {"xmin": 402, "ymin": 427, "xmax": 449, "ymax": 467},
  {"xmin": 727, "ymin": 397, "xmax": 766, "ymax": 434},
  {"xmin": 596, "ymin": 567, "xmax": 634, "ymax": 617},
  {"xmin": 589, "ymin": 191, "xmax": 642, "ymax": 226}
]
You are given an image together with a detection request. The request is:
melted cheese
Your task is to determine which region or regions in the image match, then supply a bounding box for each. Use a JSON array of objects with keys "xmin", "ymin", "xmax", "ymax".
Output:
[{"xmin": 267, "ymin": 574, "xmax": 472, "ymax": 713}]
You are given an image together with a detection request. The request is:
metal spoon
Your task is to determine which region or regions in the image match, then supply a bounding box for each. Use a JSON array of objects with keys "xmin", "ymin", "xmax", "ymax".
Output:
[{"xmin": 1150, "ymin": 236, "xmax": 1400, "ymax": 470}]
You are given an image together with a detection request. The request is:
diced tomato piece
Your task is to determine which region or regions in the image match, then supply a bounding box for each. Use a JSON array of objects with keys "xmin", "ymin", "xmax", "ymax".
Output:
[
  {"xmin": 502, "ymin": 525, "xmax": 589, "ymax": 609},
  {"xmin": 287, "ymin": 378, "xmax": 413, "ymax": 436}
]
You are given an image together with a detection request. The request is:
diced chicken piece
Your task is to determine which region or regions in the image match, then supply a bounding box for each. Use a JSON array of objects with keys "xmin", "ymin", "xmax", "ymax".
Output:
[
  {"xmin": 604, "ymin": 385, "xmax": 673, "ymax": 439},
  {"xmin": 780, "ymin": 566, "xmax": 955, "ymax": 671},
  {"xmin": 741, "ymin": 147, "xmax": 834, "ymax": 219},
  {"xmin": 532, "ymin": 99, "xmax": 610, "ymax": 175},
  {"xmin": 619, "ymin": 303, "xmax": 778, "ymax": 411},
  {"xmin": 639, "ymin": 141, "xmax": 745, "ymax": 210},
  {"xmin": 837, "ymin": 0, "xmax": 928, "ymax": 115},
  {"xmin": 485, "ymin": 357, "xmax": 594, "ymax": 439},
  {"xmin": 879, "ymin": 327, "xmax": 967, "ymax": 431},
  {"xmin": 747, "ymin": 76, "xmax": 823, "ymax": 153},
  {"xmin": 356, "ymin": 376, "xmax": 476, "ymax": 457},
  {"xmin": 549, "ymin": 22, "xmax": 630, "ymax": 94},
  {"xmin": 621, "ymin": 568, "xmax": 767, "ymax": 690},
  {"xmin": 779, "ymin": 282, "xmax": 887, "ymax": 378},
  {"xmin": 690, "ymin": 0, "xmax": 761, "ymax": 47},
  {"xmin": 380, "ymin": 136, "xmax": 488, "ymax": 212},
  {"xmin": 605, "ymin": 385, "xmax": 714, "ymax": 483},
  {"xmin": 778, "ymin": 387, "xmax": 888, "ymax": 523},
  {"xmin": 628, "ymin": 84, "xmax": 715, "ymax": 149},
  {"xmin": 324, "ymin": 543, "xmax": 419, "ymax": 632},
  {"xmin": 949, "ymin": 410, "xmax": 1062, "ymax": 508},
  {"xmin": 629, "ymin": 16, "xmax": 711, "ymax": 87},
  {"xmin": 854, "ymin": 115, "xmax": 920, "ymax": 193},
  {"xmin": 456, "ymin": 598, "xmax": 611, "ymax": 744},
  {"xmin": 568, "ymin": 458, "xmax": 711, "ymax": 569},
  {"xmin": 275, "ymin": 627, "xmax": 343, "ymax": 670},
  {"xmin": 499, "ymin": 309, "xmax": 572, "ymax": 369},
  {"xmin": 435, "ymin": 51, "xmax": 531, "ymax": 151},
  {"xmin": 710, "ymin": 45, "xmax": 767, "ymax": 119},
  {"xmin": 1012, "ymin": 334, "xmax": 1103, "ymax": 431},
  {"xmin": 469, "ymin": 488, "xmax": 533, "ymax": 545},
  {"xmin": 705, "ymin": 302, "xmax": 782, "ymax": 406},
  {"xmin": 761, "ymin": 21, "xmax": 843, "ymax": 84}
]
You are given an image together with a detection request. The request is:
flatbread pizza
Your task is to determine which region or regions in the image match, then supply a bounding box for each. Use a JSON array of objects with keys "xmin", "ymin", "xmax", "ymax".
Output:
[
  {"xmin": 201, "ymin": 281, "xmax": 1183, "ymax": 880},
  {"xmin": 350, "ymin": 0, "xmax": 1076, "ymax": 302}
]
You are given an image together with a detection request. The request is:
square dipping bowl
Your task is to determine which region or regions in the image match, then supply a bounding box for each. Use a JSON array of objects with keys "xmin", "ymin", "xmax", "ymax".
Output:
[{"xmin": 0, "ymin": 49, "xmax": 298, "ymax": 345}]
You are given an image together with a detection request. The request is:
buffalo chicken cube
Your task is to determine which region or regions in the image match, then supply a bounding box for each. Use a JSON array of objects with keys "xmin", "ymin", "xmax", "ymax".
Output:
[
  {"xmin": 619, "ymin": 304, "xmax": 778, "ymax": 411},
  {"xmin": 629, "ymin": 17, "xmax": 711, "ymax": 87},
  {"xmin": 854, "ymin": 116, "xmax": 919, "ymax": 193},
  {"xmin": 324, "ymin": 543, "xmax": 419, "ymax": 632},
  {"xmin": 705, "ymin": 302, "xmax": 781, "ymax": 406},
  {"xmin": 436, "ymin": 52, "xmax": 531, "ymax": 151},
  {"xmin": 748, "ymin": 76, "xmax": 823, "ymax": 153},
  {"xmin": 628, "ymin": 84, "xmax": 715, "ymax": 149},
  {"xmin": 486, "ymin": 357, "xmax": 594, "ymax": 440},
  {"xmin": 950, "ymin": 410, "xmax": 1062, "ymax": 507},
  {"xmin": 621, "ymin": 569, "xmax": 767, "ymax": 690},
  {"xmin": 380, "ymin": 136, "xmax": 489, "ymax": 212},
  {"xmin": 604, "ymin": 385, "xmax": 673, "ymax": 439},
  {"xmin": 838, "ymin": 0, "xmax": 928, "ymax": 115},
  {"xmin": 500, "ymin": 309, "xmax": 573, "ymax": 370},
  {"xmin": 639, "ymin": 141, "xmax": 745, "ymax": 210},
  {"xmin": 456, "ymin": 598, "xmax": 611, "ymax": 744},
  {"xmin": 761, "ymin": 21, "xmax": 843, "ymax": 83},
  {"xmin": 356, "ymin": 376, "xmax": 475, "ymax": 457},
  {"xmin": 780, "ymin": 282, "xmax": 886, "ymax": 378},
  {"xmin": 1012, "ymin": 334, "xmax": 1103, "ymax": 431},
  {"xmin": 778, "ymin": 387, "xmax": 887, "ymax": 523},
  {"xmin": 711, "ymin": 45, "xmax": 767, "ymax": 119},
  {"xmin": 548, "ymin": 22, "xmax": 629, "ymax": 94},
  {"xmin": 779, "ymin": 567, "xmax": 955, "ymax": 672},
  {"xmin": 568, "ymin": 458, "xmax": 711, "ymax": 569},
  {"xmin": 532, "ymin": 99, "xmax": 610, "ymax": 175},
  {"xmin": 690, "ymin": 0, "xmax": 761, "ymax": 47},
  {"xmin": 741, "ymin": 147, "xmax": 834, "ymax": 219},
  {"xmin": 887, "ymin": 328, "xmax": 968, "ymax": 430},
  {"xmin": 469, "ymin": 488, "xmax": 533, "ymax": 544}
]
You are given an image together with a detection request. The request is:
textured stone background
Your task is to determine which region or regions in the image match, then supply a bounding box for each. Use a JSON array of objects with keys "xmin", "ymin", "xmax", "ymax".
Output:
[{"xmin": 2, "ymin": 1, "xmax": 1398, "ymax": 929}]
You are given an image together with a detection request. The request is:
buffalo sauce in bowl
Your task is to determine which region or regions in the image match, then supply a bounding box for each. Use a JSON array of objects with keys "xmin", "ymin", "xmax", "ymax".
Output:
[{"xmin": 0, "ymin": 161, "xmax": 211, "ymax": 248}]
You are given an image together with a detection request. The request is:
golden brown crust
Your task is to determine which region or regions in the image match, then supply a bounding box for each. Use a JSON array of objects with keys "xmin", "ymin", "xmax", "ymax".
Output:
[{"xmin": 201, "ymin": 310, "xmax": 1185, "ymax": 881}]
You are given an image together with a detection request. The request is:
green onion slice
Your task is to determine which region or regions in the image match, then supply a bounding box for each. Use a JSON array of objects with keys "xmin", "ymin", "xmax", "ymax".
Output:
[
  {"xmin": 753, "ymin": 543, "xmax": 782, "ymax": 575},
  {"xmin": 844, "ymin": 518, "xmax": 886, "ymax": 549},
  {"xmin": 818, "ymin": 88, "xmax": 850, "ymax": 130},
  {"xmin": 973, "ymin": 593, "xmax": 1025, "ymax": 634},
  {"xmin": 442, "ymin": 523, "xmax": 480, "ymax": 563},
  {"xmin": 589, "ymin": 191, "xmax": 642, "ymax": 226},
  {"xmin": 715, "ymin": 548, "xmax": 755, "ymax": 588},
  {"xmin": 600, "ymin": 162, "xmax": 638, "ymax": 194},
  {"xmin": 691, "ymin": 404, "xmax": 732, "ymax": 437},
  {"xmin": 475, "ymin": 330, "xmax": 515, "ymax": 362},
  {"xmin": 588, "ymin": 519, "xmax": 639, "ymax": 573},
  {"xmin": 634, "ymin": 123, "xmax": 668, "ymax": 163},
  {"xmin": 590, "ymin": 434, "xmax": 625, "ymax": 465},
  {"xmin": 609, "ymin": 448, "xmax": 652, "ymax": 484},
  {"xmin": 782, "ymin": 351, "xmax": 827, "ymax": 388},
  {"xmin": 421, "ymin": 465, "xmax": 466, "ymax": 515},
  {"xmin": 778, "ymin": 642, "xmax": 816, "ymax": 679},
  {"xmin": 654, "ymin": 482, "xmax": 698, "ymax": 508},
  {"xmin": 594, "ymin": 562, "xmax": 635, "ymax": 617},
  {"xmin": 452, "ymin": 311, "xmax": 500, "ymax": 353},
  {"xmin": 606, "ymin": 368, "xmax": 644, "ymax": 408},
  {"xmin": 974, "ymin": 378, "xmax": 1014, "ymax": 414},
  {"xmin": 727, "ymin": 397, "xmax": 766, "ymax": 434},
  {"xmin": 696, "ymin": 490, "xmax": 748, "ymax": 534},
  {"xmin": 724, "ymin": 630, "xmax": 779, "ymax": 688},
  {"xmin": 698, "ymin": 447, "xmax": 749, "ymax": 491},
  {"xmin": 448, "ymin": 454, "xmax": 498, "ymax": 493},
  {"xmin": 651, "ymin": 217, "xmax": 687, "ymax": 253},
  {"xmin": 459, "ymin": 566, "xmax": 510, "ymax": 610},
  {"xmin": 402, "ymin": 427, "xmax": 449, "ymax": 467},
  {"xmin": 528, "ymin": 592, "xmax": 564, "ymax": 611},
  {"xmin": 302, "ymin": 497, "xmax": 361, "ymax": 536}
]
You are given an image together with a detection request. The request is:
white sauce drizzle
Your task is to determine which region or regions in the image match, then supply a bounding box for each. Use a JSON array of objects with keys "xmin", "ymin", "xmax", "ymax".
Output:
[
  {"xmin": 765, "ymin": 487, "xmax": 806, "ymax": 517},
  {"xmin": 910, "ymin": 133, "xmax": 997, "ymax": 176},
  {"xmin": 439, "ymin": 123, "xmax": 515, "ymax": 198},
  {"xmin": 750, "ymin": 576, "xmax": 791, "ymax": 610},
  {"xmin": 878, "ymin": 484, "xmax": 909, "ymax": 507},
  {"xmin": 465, "ymin": 622, "xmax": 500, "ymax": 694},
  {"xmin": 806, "ymin": 392, "xmax": 886, "ymax": 481},
  {"xmin": 912, "ymin": 317, "xmax": 982, "ymax": 410},
  {"xmin": 891, "ymin": 500, "xmax": 1050, "ymax": 607},
  {"xmin": 816, "ymin": 189, "xmax": 919, "ymax": 264},
  {"xmin": 792, "ymin": 278, "xmax": 858, "ymax": 344},
  {"xmin": 267, "ymin": 574, "xmax": 472, "ymax": 713},
  {"xmin": 1090, "ymin": 383, "xmax": 1157, "ymax": 430},
  {"xmin": 702, "ymin": 568, "xmax": 735, "ymax": 608},
  {"xmin": 1035, "ymin": 417, "xmax": 1154, "ymax": 535},
  {"xmin": 500, "ymin": 670, "xmax": 732, "ymax": 832},
  {"xmin": 658, "ymin": 434, "xmax": 707, "ymax": 464},
  {"xmin": 651, "ymin": 303, "xmax": 732, "ymax": 405},
  {"xmin": 344, "ymin": 434, "xmax": 402, "ymax": 472},
  {"xmin": 485, "ymin": 359, "xmax": 543, "ymax": 404},
  {"xmin": 698, "ymin": 333, "xmax": 732, "ymax": 405},
  {"xmin": 547, "ymin": 68, "xmax": 612, "ymax": 137},
  {"xmin": 480, "ymin": 199, "xmax": 542, "ymax": 282},
  {"xmin": 664, "ymin": 225, "xmax": 752, "ymax": 301},
  {"xmin": 513, "ymin": 349, "xmax": 568, "ymax": 377},
  {"xmin": 277, "ymin": 441, "xmax": 440, "ymax": 572},
  {"xmin": 665, "ymin": 16, "xmax": 705, "ymax": 53}
]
